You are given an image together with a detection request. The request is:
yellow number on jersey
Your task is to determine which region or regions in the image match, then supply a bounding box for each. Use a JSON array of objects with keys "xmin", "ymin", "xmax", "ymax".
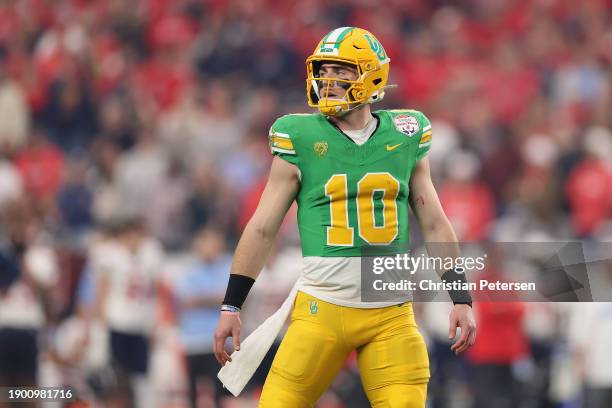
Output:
[
  {"xmin": 326, "ymin": 172, "xmax": 400, "ymax": 246},
  {"xmin": 357, "ymin": 173, "xmax": 399, "ymax": 245},
  {"xmin": 325, "ymin": 174, "xmax": 354, "ymax": 246}
]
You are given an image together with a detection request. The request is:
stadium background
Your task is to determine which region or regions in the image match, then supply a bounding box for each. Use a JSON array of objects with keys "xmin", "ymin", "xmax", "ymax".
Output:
[{"xmin": 0, "ymin": 0, "xmax": 611, "ymax": 407}]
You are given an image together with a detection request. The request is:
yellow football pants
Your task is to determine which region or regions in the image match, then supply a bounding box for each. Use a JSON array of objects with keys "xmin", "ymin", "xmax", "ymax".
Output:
[{"xmin": 259, "ymin": 291, "xmax": 430, "ymax": 407}]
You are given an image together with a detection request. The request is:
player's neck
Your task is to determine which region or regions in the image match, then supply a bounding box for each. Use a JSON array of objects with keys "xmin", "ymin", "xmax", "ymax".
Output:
[{"xmin": 329, "ymin": 104, "xmax": 374, "ymax": 132}]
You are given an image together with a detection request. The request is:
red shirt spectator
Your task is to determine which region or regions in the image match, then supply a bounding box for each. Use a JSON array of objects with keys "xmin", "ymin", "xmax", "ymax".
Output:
[
  {"xmin": 468, "ymin": 301, "xmax": 528, "ymax": 364},
  {"xmin": 480, "ymin": 57, "xmax": 538, "ymax": 123},
  {"xmin": 468, "ymin": 269, "xmax": 529, "ymax": 365},
  {"xmin": 397, "ymin": 54, "xmax": 451, "ymax": 105},
  {"xmin": 132, "ymin": 58, "xmax": 193, "ymax": 112},
  {"xmin": 440, "ymin": 181, "xmax": 495, "ymax": 241},
  {"xmin": 90, "ymin": 34, "xmax": 126, "ymax": 97},
  {"xmin": 565, "ymin": 158, "xmax": 612, "ymax": 236},
  {"xmin": 238, "ymin": 178, "xmax": 266, "ymax": 232},
  {"xmin": 148, "ymin": 14, "xmax": 198, "ymax": 50},
  {"xmin": 13, "ymin": 134, "xmax": 64, "ymax": 201}
]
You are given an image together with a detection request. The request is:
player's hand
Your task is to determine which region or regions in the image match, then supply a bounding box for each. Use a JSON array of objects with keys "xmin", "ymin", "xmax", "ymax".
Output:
[
  {"xmin": 448, "ymin": 304, "xmax": 476, "ymax": 355},
  {"xmin": 213, "ymin": 313, "xmax": 242, "ymax": 366}
]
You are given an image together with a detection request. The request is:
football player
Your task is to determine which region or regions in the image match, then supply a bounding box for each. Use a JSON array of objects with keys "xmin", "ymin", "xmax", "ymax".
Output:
[{"xmin": 214, "ymin": 27, "xmax": 476, "ymax": 407}]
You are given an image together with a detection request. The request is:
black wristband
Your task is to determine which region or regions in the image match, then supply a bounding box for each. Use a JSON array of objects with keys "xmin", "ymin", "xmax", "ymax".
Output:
[
  {"xmin": 441, "ymin": 268, "xmax": 473, "ymax": 307},
  {"xmin": 222, "ymin": 274, "xmax": 255, "ymax": 309}
]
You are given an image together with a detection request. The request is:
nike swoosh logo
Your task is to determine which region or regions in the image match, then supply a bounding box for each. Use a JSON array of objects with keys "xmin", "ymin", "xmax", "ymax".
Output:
[{"xmin": 386, "ymin": 143, "xmax": 403, "ymax": 151}]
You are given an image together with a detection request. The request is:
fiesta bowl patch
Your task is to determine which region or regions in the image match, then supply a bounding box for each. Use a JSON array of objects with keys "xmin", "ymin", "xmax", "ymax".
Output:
[{"xmin": 393, "ymin": 114, "xmax": 420, "ymax": 137}]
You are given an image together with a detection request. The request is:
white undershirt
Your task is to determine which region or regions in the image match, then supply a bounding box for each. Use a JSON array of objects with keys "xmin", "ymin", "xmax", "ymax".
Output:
[
  {"xmin": 298, "ymin": 256, "xmax": 412, "ymax": 308},
  {"xmin": 340, "ymin": 116, "xmax": 378, "ymax": 146}
]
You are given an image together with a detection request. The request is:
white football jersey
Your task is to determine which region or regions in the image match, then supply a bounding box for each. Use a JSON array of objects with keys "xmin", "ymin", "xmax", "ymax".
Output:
[
  {"xmin": 90, "ymin": 238, "xmax": 164, "ymax": 334},
  {"xmin": 0, "ymin": 246, "xmax": 59, "ymax": 328}
]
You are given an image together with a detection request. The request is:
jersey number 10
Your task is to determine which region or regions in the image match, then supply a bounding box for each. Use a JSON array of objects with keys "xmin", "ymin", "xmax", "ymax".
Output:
[{"xmin": 325, "ymin": 172, "xmax": 400, "ymax": 246}]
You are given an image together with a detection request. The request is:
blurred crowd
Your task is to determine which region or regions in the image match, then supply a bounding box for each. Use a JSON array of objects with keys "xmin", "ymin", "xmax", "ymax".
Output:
[{"xmin": 0, "ymin": 0, "xmax": 611, "ymax": 407}]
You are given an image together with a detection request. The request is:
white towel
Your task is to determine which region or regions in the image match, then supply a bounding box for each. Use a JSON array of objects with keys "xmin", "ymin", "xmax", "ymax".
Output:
[{"xmin": 217, "ymin": 287, "xmax": 298, "ymax": 396}]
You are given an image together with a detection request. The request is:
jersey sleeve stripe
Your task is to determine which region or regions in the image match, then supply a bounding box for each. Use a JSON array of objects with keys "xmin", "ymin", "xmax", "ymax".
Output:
[
  {"xmin": 270, "ymin": 131, "xmax": 291, "ymax": 139},
  {"xmin": 270, "ymin": 135, "xmax": 294, "ymax": 150},
  {"xmin": 422, "ymin": 124, "xmax": 432, "ymax": 132},
  {"xmin": 420, "ymin": 131, "xmax": 432, "ymax": 143},
  {"xmin": 419, "ymin": 141, "xmax": 432, "ymax": 148},
  {"xmin": 271, "ymin": 146, "xmax": 296, "ymax": 155}
]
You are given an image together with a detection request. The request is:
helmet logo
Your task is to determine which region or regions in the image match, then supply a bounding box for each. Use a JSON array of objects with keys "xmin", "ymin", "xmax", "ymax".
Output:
[
  {"xmin": 318, "ymin": 27, "xmax": 354, "ymax": 56},
  {"xmin": 313, "ymin": 141, "xmax": 329, "ymax": 158},
  {"xmin": 364, "ymin": 34, "xmax": 387, "ymax": 62}
]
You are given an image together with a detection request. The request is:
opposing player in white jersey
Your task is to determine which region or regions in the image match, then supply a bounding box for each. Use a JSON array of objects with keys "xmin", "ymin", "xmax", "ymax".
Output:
[{"xmin": 89, "ymin": 218, "xmax": 164, "ymax": 408}]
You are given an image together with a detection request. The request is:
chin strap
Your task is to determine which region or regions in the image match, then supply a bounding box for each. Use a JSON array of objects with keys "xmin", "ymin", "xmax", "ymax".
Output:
[
  {"xmin": 322, "ymin": 100, "xmax": 361, "ymax": 117},
  {"xmin": 316, "ymin": 82, "xmax": 391, "ymax": 117}
]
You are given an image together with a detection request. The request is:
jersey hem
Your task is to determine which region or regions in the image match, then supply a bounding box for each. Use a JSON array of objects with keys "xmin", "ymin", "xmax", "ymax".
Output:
[{"xmin": 296, "ymin": 287, "xmax": 411, "ymax": 309}]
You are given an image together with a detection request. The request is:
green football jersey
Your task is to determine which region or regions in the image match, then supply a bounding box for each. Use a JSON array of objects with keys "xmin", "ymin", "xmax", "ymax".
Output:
[{"xmin": 268, "ymin": 110, "xmax": 432, "ymax": 257}]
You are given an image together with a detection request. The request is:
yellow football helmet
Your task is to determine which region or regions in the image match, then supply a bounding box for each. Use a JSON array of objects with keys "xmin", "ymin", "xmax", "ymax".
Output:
[{"xmin": 306, "ymin": 27, "xmax": 390, "ymax": 116}]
